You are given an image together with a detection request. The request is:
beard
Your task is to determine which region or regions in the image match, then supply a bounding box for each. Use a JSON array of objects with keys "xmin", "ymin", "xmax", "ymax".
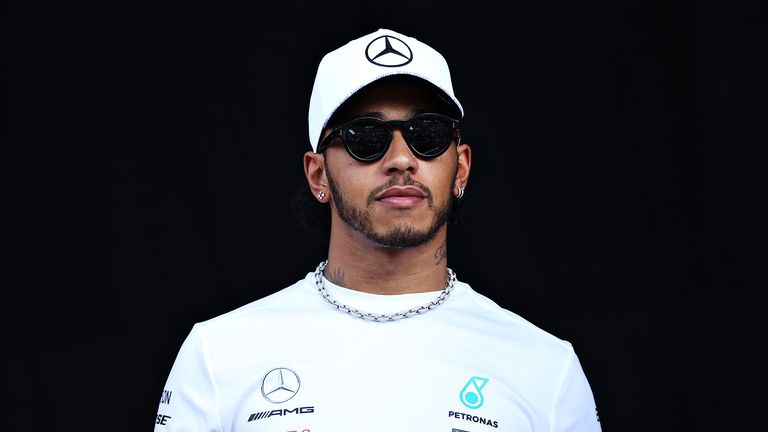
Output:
[{"xmin": 325, "ymin": 166, "xmax": 453, "ymax": 249}]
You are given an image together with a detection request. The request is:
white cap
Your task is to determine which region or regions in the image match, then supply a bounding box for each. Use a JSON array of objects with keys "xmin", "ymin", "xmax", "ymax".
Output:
[{"xmin": 307, "ymin": 28, "xmax": 464, "ymax": 151}]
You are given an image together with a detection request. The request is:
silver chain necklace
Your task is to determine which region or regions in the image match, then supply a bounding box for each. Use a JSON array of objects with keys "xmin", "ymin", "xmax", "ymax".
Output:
[{"xmin": 313, "ymin": 260, "xmax": 457, "ymax": 322}]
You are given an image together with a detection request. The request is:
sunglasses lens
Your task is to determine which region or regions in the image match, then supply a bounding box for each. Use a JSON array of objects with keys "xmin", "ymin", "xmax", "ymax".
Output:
[
  {"xmin": 332, "ymin": 114, "xmax": 457, "ymax": 161},
  {"xmin": 343, "ymin": 119, "xmax": 390, "ymax": 161},
  {"xmin": 404, "ymin": 116, "xmax": 454, "ymax": 157}
]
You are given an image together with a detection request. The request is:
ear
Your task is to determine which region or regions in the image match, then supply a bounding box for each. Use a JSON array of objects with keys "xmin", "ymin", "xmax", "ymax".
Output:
[
  {"xmin": 304, "ymin": 151, "xmax": 329, "ymax": 203},
  {"xmin": 453, "ymin": 143, "xmax": 472, "ymax": 196}
]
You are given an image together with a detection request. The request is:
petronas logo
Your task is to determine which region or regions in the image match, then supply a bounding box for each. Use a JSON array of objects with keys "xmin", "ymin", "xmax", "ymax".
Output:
[{"xmin": 459, "ymin": 376, "xmax": 489, "ymax": 409}]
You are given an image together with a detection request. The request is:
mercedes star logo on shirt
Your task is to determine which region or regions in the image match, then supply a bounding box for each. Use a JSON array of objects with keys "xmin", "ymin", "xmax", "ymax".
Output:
[
  {"xmin": 261, "ymin": 367, "xmax": 301, "ymax": 403},
  {"xmin": 365, "ymin": 35, "xmax": 413, "ymax": 67}
]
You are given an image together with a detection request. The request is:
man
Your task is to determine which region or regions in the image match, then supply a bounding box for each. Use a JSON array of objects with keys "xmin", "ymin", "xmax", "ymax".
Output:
[{"xmin": 154, "ymin": 28, "xmax": 602, "ymax": 431}]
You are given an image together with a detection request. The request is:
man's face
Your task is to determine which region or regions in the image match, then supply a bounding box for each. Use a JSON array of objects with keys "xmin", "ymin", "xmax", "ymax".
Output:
[{"xmin": 321, "ymin": 79, "xmax": 459, "ymax": 248}]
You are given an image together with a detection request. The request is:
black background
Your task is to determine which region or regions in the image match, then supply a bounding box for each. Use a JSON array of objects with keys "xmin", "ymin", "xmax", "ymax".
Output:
[{"xmin": 4, "ymin": 1, "xmax": 766, "ymax": 431}]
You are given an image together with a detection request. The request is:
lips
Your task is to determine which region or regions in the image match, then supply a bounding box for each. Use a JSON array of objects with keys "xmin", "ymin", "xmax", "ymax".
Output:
[
  {"xmin": 375, "ymin": 186, "xmax": 427, "ymax": 208},
  {"xmin": 376, "ymin": 186, "xmax": 427, "ymax": 199}
]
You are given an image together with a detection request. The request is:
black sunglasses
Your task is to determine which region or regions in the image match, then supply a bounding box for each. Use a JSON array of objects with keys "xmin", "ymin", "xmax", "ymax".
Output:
[{"xmin": 317, "ymin": 113, "xmax": 461, "ymax": 162}]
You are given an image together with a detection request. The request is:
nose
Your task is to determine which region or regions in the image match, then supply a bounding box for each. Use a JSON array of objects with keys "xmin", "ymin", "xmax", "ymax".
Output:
[{"xmin": 379, "ymin": 129, "xmax": 418, "ymax": 175}]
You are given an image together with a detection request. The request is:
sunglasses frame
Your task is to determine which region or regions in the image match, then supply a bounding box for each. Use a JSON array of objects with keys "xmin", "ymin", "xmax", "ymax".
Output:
[{"xmin": 317, "ymin": 112, "xmax": 461, "ymax": 162}]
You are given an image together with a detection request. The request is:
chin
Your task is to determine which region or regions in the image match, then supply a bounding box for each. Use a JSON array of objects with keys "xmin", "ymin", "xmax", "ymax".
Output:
[{"xmin": 367, "ymin": 223, "xmax": 440, "ymax": 249}]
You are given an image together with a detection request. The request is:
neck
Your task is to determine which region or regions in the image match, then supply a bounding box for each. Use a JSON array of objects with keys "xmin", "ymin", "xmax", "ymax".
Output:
[{"xmin": 324, "ymin": 224, "xmax": 449, "ymax": 295}]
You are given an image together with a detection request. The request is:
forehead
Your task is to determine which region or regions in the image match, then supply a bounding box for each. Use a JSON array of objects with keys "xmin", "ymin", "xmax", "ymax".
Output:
[{"xmin": 328, "ymin": 76, "xmax": 453, "ymax": 125}]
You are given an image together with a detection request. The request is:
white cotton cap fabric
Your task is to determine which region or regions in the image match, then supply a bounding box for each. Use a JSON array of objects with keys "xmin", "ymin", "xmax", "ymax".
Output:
[{"xmin": 307, "ymin": 28, "xmax": 464, "ymax": 151}]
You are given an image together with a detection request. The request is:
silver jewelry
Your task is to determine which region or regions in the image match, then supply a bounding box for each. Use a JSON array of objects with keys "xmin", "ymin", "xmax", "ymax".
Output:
[
  {"xmin": 317, "ymin": 190, "xmax": 326, "ymax": 200},
  {"xmin": 456, "ymin": 186, "xmax": 465, "ymax": 199},
  {"xmin": 313, "ymin": 260, "xmax": 456, "ymax": 322}
]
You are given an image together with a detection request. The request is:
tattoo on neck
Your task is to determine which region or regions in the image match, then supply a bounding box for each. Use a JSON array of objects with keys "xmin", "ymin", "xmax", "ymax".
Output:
[
  {"xmin": 434, "ymin": 240, "xmax": 447, "ymax": 265},
  {"xmin": 326, "ymin": 266, "xmax": 346, "ymax": 286}
]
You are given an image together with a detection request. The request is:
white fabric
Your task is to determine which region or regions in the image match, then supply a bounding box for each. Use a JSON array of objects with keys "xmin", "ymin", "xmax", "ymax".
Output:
[
  {"xmin": 155, "ymin": 272, "xmax": 602, "ymax": 431},
  {"xmin": 307, "ymin": 28, "xmax": 464, "ymax": 151}
]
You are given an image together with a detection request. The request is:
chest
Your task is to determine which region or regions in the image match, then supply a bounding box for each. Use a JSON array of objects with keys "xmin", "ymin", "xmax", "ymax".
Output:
[{"xmin": 213, "ymin": 320, "xmax": 552, "ymax": 432}]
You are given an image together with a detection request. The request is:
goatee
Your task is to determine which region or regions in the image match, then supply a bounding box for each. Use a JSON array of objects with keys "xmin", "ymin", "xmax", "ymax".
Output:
[{"xmin": 326, "ymin": 168, "xmax": 452, "ymax": 248}]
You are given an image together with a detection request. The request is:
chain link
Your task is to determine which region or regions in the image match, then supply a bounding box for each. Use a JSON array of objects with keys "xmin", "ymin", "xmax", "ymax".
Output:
[{"xmin": 314, "ymin": 260, "xmax": 456, "ymax": 322}]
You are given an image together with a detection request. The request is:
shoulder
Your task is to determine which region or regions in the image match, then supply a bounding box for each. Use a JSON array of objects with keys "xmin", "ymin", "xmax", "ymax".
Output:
[
  {"xmin": 194, "ymin": 273, "xmax": 315, "ymax": 332},
  {"xmin": 455, "ymin": 283, "xmax": 597, "ymax": 405},
  {"xmin": 458, "ymin": 282, "xmax": 576, "ymax": 355}
]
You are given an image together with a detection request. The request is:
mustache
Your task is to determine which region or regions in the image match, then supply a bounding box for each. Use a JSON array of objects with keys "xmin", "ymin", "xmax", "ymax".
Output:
[{"xmin": 367, "ymin": 175, "xmax": 433, "ymax": 206}]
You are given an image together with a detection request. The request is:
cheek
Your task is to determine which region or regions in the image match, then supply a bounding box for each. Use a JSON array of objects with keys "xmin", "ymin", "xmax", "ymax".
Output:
[
  {"xmin": 423, "ymin": 163, "xmax": 456, "ymax": 193},
  {"xmin": 337, "ymin": 165, "xmax": 375, "ymax": 200}
]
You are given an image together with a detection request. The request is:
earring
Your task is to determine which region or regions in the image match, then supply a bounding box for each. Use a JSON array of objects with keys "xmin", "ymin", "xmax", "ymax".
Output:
[
  {"xmin": 317, "ymin": 190, "xmax": 326, "ymax": 201},
  {"xmin": 456, "ymin": 186, "xmax": 465, "ymax": 199}
]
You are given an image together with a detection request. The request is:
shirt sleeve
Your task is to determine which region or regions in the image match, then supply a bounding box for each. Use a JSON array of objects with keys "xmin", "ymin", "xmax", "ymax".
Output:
[
  {"xmin": 551, "ymin": 348, "xmax": 602, "ymax": 432},
  {"xmin": 154, "ymin": 324, "xmax": 223, "ymax": 432}
]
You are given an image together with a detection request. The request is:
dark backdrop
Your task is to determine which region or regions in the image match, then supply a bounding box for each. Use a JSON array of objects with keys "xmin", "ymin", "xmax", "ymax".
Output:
[{"xmin": 4, "ymin": 1, "xmax": 766, "ymax": 431}]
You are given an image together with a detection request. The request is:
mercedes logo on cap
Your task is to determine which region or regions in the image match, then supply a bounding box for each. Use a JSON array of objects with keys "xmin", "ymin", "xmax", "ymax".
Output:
[
  {"xmin": 365, "ymin": 35, "xmax": 413, "ymax": 67},
  {"xmin": 261, "ymin": 367, "xmax": 301, "ymax": 403}
]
